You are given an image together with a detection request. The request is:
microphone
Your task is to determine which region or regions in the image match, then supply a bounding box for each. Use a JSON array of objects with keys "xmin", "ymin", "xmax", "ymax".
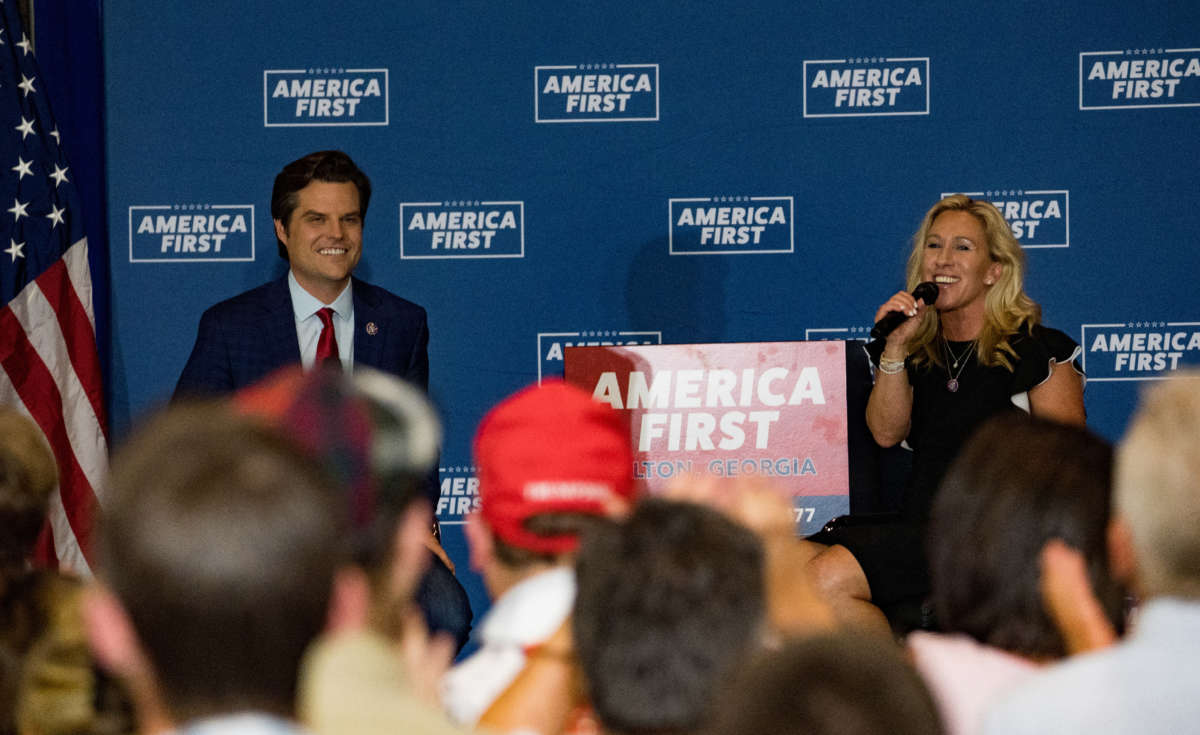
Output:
[{"xmin": 869, "ymin": 282, "xmax": 939, "ymax": 340}]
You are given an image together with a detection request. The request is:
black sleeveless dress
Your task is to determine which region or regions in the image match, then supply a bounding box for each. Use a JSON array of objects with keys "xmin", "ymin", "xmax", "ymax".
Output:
[{"xmin": 811, "ymin": 323, "xmax": 1082, "ymax": 609}]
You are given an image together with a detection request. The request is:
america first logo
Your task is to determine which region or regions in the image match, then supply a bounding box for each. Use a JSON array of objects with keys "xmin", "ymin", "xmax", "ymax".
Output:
[
  {"xmin": 539, "ymin": 330, "xmax": 663, "ymax": 383},
  {"xmin": 803, "ymin": 57, "xmax": 929, "ymax": 117},
  {"xmin": 942, "ymin": 190, "xmax": 1069, "ymax": 248},
  {"xmin": 436, "ymin": 465, "xmax": 480, "ymax": 524},
  {"xmin": 128, "ymin": 205, "xmax": 254, "ymax": 263},
  {"xmin": 535, "ymin": 64, "xmax": 659, "ymax": 122},
  {"xmin": 669, "ymin": 197, "xmax": 794, "ymax": 255},
  {"xmin": 1080, "ymin": 48, "xmax": 1200, "ymax": 110},
  {"xmin": 400, "ymin": 201, "xmax": 524, "ymax": 260},
  {"xmin": 1082, "ymin": 321, "xmax": 1200, "ymax": 381},
  {"xmin": 804, "ymin": 326, "xmax": 874, "ymax": 341},
  {"xmin": 264, "ymin": 68, "xmax": 388, "ymax": 126}
]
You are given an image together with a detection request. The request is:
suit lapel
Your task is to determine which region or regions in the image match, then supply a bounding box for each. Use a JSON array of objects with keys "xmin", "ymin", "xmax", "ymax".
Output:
[
  {"xmin": 263, "ymin": 277, "xmax": 302, "ymax": 368},
  {"xmin": 352, "ymin": 277, "xmax": 384, "ymax": 370}
]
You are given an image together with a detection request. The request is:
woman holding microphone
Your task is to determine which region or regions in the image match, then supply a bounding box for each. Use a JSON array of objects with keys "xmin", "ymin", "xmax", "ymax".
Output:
[{"xmin": 806, "ymin": 194, "xmax": 1086, "ymax": 635}]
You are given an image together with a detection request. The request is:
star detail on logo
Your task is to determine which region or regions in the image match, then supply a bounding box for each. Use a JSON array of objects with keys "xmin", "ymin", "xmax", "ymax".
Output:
[
  {"xmin": 49, "ymin": 163, "xmax": 69, "ymax": 186},
  {"xmin": 365, "ymin": 321, "xmax": 379, "ymax": 335},
  {"xmin": 15, "ymin": 116, "xmax": 35, "ymax": 140},
  {"xmin": 11, "ymin": 157, "xmax": 32, "ymax": 179},
  {"xmin": 47, "ymin": 204, "xmax": 65, "ymax": 228},
  {"xmin": 8, "ymin": 198, "xmax": 29, "ymax": 222},
  {"xmin": 5, "ymin": 239, "xmax": 24, "ymax": 261},
  {"xmin": 15, "ymin": 33, "xmax": 31, "ymax": 56},
  {"xmin": 18, "ymin": 74, "xmax": 36, "ymax": 97}
]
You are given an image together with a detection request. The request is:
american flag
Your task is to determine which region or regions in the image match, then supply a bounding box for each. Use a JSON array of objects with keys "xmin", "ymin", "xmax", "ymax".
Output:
[{"xmin": 0, "ymin": 2, "xmax": 106, "ymax": 574}]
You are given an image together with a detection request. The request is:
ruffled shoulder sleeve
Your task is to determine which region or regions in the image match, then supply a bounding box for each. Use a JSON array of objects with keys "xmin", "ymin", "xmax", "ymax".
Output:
[{"xmin": 1009, "ymin": 323, "xmax": 1084, "ymax": 394}]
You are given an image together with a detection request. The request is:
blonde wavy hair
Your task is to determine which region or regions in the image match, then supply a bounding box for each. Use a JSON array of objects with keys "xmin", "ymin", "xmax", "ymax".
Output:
[{"xmin": 903, "ymin": 194, "xmax": 1040, "ymax": 370}]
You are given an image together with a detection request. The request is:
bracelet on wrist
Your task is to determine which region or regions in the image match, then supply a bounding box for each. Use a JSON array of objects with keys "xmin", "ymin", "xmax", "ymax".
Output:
[{"xmin": 877, "ymin": 357, "xmax": 906, "ymax": 375}]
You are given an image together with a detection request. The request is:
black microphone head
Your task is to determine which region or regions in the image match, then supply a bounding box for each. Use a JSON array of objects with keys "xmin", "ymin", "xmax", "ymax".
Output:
[{"xmin": 912, "ymin": 281, "xmax": 939, "ymax": 305}]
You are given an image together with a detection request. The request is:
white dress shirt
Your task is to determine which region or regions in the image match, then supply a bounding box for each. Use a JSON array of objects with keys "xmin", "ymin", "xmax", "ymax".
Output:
[{"xmin": 288, "ymin": 271, "xmax": 354, "ymax": 371}]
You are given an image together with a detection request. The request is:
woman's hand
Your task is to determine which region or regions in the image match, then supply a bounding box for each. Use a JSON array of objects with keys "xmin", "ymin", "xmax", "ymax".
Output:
[
  {"xmin": 874, "ymin": 290, "xmax": 929, "ymax": 352},
  {"xmin": 866, "ymin": 292, "xmax": 921, "ymax": 447}
]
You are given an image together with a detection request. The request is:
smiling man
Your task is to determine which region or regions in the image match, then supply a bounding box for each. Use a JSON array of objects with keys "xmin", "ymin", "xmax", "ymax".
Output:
[
  {"xmin": 175, "ymin": 150, "xmax": 429, "ymax": 395},
  {"xmin": 173, "ymin": 152, "xmax": 472, "ymax": 648}
]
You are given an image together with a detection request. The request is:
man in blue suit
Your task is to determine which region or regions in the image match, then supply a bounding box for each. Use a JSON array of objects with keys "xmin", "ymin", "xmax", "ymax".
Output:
[
  {"xmin": 175, "ymin": 150, "xmax": 470, "ymax": 650},
  {"xmin": 175, "ymin": 150, "xmax": 428, "ymax": 395}
]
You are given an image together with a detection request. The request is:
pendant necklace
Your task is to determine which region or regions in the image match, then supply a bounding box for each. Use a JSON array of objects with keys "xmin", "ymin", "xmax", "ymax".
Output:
[{"xmin": 942, "ymin": 338, "xmax": 977, "ymax": 393}]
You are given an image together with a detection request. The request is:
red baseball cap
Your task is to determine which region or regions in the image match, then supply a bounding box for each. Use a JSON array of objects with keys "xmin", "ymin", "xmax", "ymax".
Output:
[{"xmin": 473, "ymin": 380, "xmax": 636, "ymax": 554}]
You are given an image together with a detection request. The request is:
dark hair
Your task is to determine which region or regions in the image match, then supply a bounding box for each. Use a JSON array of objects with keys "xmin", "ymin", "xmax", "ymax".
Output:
[
  {"xmin": 708, "ymin": 633, "xmax": 944, "ymax": 735},
  {"xmin": 491, "ymin": 513, "xmax": 610, "ymax": 568},
  {"xmin": 929, "ymin": 412, "xmax": 1123, "ymax": 658},
  {"xmin": 573, "ymin": 498, "xmax": 765, "ymax": 735},
  {"xmin": 102, "ymin": 403, "xmax": 347, "ymax": 721},
  {"xmin": 270, "ymin": 150, "xmax": 371, "ymax": 259}
]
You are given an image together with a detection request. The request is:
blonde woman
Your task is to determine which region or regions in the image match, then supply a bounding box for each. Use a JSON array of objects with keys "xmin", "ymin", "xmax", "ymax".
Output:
[{"xmin": 805, "ymin": 195, "xmax": 1086, "ymax": 635}]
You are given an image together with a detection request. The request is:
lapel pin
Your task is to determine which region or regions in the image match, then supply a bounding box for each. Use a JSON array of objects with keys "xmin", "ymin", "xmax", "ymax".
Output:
[{"xmin": 366, "ymin": 321, "xmax": 379, "ymax": 336}]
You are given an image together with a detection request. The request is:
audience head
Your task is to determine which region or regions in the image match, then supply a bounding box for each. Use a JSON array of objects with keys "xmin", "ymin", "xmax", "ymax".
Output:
[
  {"xmin": 1114, "ymin": 372, "xmax": 1200, "ymax": 598},
  {"xmin": 469, "ymin": 380, "xmax": 636, "ymax": 575},
  {"xmin": 237, "ymin": 366, "xmax": 440, "ymax": 563},
  {"xmin": 0, "ymin": 408, "xmax": 57, "ymax": 577},
  {"xmin": 708, "ymin": 633, "xmax": 944, "ymax": 735},
  {"xmin": 929, "ymin": 412, "xmax": 1121, "ymax": 659},
  {"xmin": 573, "ymin": 498, "xmax": 765, "ymax": 735},
  {"xmin": 91, "ymin": 402, "xmax": 346, "ymax": 722}
]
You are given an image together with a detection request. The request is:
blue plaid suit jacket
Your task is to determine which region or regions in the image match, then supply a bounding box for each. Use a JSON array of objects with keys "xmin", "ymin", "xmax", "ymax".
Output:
[
  {"xmin": 172, "ymin": 275, "xmax": 471, "ymax": 647},
  {"xmin": 174, "ymin": 275, "xmax": 429, "ymax": 398}
]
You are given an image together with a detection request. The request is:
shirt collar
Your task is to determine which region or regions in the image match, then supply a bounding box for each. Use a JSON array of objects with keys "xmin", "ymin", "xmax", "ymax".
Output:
[{"xmin": 287, "ymin": 271, "xmax": 353, "ymax": 321}]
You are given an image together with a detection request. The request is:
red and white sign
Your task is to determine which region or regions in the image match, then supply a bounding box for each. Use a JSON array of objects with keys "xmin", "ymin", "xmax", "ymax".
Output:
[{"xmin": 565, "ymin": 341, "xmax": 849, "ymax": 533}]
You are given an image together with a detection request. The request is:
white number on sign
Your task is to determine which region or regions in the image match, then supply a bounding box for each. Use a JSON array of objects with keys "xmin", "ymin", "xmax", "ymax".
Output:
[{"xmin": 793, "ymin": 507, "xmax": 815, "ymax": 523}]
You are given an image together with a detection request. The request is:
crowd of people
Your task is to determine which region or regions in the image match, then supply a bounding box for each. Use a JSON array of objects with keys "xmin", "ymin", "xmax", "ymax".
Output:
[{"xmin": 4, "ymin": 193, "xmax": 1199, "ymax": 735}]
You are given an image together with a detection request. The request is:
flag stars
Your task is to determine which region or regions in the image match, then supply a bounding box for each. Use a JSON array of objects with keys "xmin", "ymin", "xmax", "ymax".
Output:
[
  {"xmin": 8, "ymin": 198, "xmax": 29, "ymax": 222},
  {"xmin": 17, "ymin": 74, "xmax": 35, "ymax": 96},
  {"xmin": 15, "ymin": 32, "xmax": 30, "ymax": 56},
  {"xmin": 49, "ymin": 163, "xmax": 68, "ymax": 186},
  {"xmin": 11, "ymin": 156, "xmax": 32, "ymax": 179},
  {"xmin": 15, "ymin": 116, "xmax": 35, "ymax": 139},
  {"xmin": 47, "ymin": 204, "xmax": 65, "ymax": 228},
  {"xmin": 49, "ymin": 127, "xmax": 60, "ymax": 144},
  {"xmin": 6, "ymin": 239, "xmax": 25, "ymax": 261}
]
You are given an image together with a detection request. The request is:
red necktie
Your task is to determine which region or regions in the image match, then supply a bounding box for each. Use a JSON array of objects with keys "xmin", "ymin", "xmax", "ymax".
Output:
[{"xmin": 314, "ymin": 307, "xmax": 341, "ymax": 371}]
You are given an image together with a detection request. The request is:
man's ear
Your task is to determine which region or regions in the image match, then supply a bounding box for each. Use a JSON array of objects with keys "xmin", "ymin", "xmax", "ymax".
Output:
[
  {"xmin": 1107, "ymin": 516, "xmax": 1138, "ymax": 587},
  {"xmin": 82, "ymin": 583, "xmax": 150, "ymax": 679},
  {"xmin": 82, "ymin": 583, "xmax": 174, "ymax": 733},
  {"xmin": 389, "ymin": 501, "xmax": 434, "ymax": 602},
  {"xmin": 464, "ymin": 511, "xmax": 494, "ymax": 574},
  {"xmin": 273, "ymin": 218, "xmax": 288, "ymax": 245},
  {"xmin": 327, "ymin": 566, "xmax": 371, "ymax": 634}
]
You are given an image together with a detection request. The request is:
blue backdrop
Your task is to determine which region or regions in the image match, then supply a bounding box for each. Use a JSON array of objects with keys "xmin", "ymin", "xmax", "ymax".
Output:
[{"xmin": 57, "ymin": 0, "xmax": 1200, "ymax": 635}]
